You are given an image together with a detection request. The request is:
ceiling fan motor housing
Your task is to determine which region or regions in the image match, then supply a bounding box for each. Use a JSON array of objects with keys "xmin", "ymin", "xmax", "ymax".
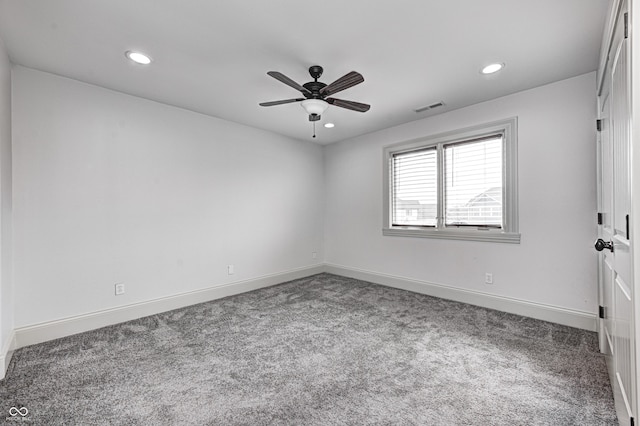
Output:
[
  {"xmin": 302, "ymin": 81, "xmax": 327, "ymax": 99},
  {"xmin": 303, "ymin": 65, "xmax": 328, "ymax": 99}
]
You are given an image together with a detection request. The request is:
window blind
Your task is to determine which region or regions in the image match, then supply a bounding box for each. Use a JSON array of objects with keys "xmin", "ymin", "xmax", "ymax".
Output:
[
  {"xmin": 444, "ymin": 136, "xmax": 503, "ymax": 227},
  {"xmin": 391, "ymin": 148, "xmax": 437, "ymax": 226}
]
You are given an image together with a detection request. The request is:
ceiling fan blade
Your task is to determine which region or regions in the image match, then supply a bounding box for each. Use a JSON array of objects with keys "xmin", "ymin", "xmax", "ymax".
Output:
[
  {"xmin": 267, "ymin": 71, "xmax": 312, "ymax": 95},
  {"xmin": 320, "ymin": 71, "xmax": 364, "ymax": 96},
  {"xmin": 259, "ymin": 98, "xmax": 305, "ymax": 107},
  {"xmin": 326, "ymin": 98, "xmax": 370, "ymax": 112}
]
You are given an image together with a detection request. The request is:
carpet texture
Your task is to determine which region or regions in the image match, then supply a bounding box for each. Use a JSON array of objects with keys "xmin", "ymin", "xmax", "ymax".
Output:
[{"xmin": 1, "ymin": 273, "xmax": 617, "ymax": 425}]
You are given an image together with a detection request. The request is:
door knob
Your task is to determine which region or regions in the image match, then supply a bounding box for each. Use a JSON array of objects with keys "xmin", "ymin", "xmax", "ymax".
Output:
[{"xmin": 594, "ymin": 238, "xmax": 614, "ymax": 252}]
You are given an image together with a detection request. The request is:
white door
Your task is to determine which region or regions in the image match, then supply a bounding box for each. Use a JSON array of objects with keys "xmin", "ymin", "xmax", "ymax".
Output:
[{"xmin": 596, "ymin": 2, "xmax": 636, "ymax": 425}]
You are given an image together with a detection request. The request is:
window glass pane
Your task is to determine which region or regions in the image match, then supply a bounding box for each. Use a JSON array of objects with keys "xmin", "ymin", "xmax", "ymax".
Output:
[
  {"xmin": 392, "ymin": 148, "xmax": 437, "ymax": 226},
  {"xmin": 444, "ymin": 137, "xmax": 503, "ymax": 227}
]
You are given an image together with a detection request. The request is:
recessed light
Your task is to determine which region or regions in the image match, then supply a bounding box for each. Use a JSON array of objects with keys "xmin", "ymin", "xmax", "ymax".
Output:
[
  {"xmin": 324, "ymin": 123, "xmax": 335, "ymax": 128},
  {"xmin": 481, "ymin": 63, "xmax": 504, "ymax": 74},
  {"xmin": 125, "ymin": 51, "xmax": 152, "ymax": 65}
]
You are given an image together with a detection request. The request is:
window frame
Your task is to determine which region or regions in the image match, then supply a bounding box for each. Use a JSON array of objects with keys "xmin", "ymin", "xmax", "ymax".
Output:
[{"xmin": 382, "ymin": 117, "xmax": 520, "ymax": 244}]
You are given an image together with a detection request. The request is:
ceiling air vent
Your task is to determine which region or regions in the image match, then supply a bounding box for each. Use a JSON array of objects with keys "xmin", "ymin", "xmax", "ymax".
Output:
[{"xmin": 414, "ymin": 101, "xmax": 445, "ymax": 113}]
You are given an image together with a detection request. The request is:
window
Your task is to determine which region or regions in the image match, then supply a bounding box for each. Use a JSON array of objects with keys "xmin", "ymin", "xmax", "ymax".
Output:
[{"xmin": 383, "ymin": 118, "xmax": 519, "ymax": 243}]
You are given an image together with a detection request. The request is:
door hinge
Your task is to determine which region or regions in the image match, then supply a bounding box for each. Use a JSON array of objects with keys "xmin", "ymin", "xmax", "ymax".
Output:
[
  {"xmin": 624, "ymin": 12, "xmax": 629, "ymax": 39},
  {"xmin": 597, "ymin": 212, "xmax": 603, "ymax": 225},
  {"xmin": 599, "ymin": 305, "xmax": 605, "ymax": 319},
  {"xmin": 626, "ymin": 214, "xmax": 630, "ymax": 239},
  {"xmin": 596, "ymin": 119, "xmax": 603, "ymax": 131}
]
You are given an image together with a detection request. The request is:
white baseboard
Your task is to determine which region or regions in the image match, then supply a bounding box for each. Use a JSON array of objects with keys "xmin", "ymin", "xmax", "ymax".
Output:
[
  {"xmin": 13, "ymin": 265, "xmax": 324, "ymax": 351},
  {"xmin": 325, "ymin": 263, "xmax": 597, "ymax": 331},
  {"xmin": 0, "ymin": 329, "xmax": 16, "ymax": 380}
]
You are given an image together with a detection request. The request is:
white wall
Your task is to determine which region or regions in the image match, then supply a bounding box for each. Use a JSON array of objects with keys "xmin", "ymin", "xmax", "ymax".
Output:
[
  {"xmin": 10, "ymin": 67, "xmax": 598, "ymax": 333},
  {"xmin": 12, "ymin": 66, "xmax": 324, "ymax": 328},
  {"xmin": 324, "ymin": 72, "xmax": 597, "ymax": 314},
  {"xmin": 0, "ymin": 36, "xmax": 12, "ymax": 365}
]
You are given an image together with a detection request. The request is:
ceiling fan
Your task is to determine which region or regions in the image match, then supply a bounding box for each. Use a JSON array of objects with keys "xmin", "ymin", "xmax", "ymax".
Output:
[{"xmin": 259, "ymin": 65, "xmax": 370, "ymax": 137}]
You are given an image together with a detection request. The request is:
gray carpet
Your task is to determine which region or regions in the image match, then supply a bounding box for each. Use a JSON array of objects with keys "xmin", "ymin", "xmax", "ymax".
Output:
[{"xmin": 1, "ymin": 273, "xmax": 617, "ymax": 425}]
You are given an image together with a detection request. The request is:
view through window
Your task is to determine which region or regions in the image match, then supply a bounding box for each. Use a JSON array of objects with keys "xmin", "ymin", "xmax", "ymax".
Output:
[
  {"xmin": 444, "ymin": 136, "xmax": 502, "ymax": 227},
  {"xmin": 391, "ymin": 136, "xmax": 503, "ymax": 228}
]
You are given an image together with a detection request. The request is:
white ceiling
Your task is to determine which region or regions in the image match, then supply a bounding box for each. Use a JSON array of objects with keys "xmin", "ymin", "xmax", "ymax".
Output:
[{"xmin": 0, "ymin": 0, "xmax": 609, "ymax": 144}]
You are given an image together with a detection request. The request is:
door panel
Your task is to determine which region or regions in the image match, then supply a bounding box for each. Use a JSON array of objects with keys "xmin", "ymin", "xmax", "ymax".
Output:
[
  {"xmin": 604, "ymin": 257, "xmax": 614, "ymax": 355},
  {"xmin": 599, "ymin": 61, "xmax": 613, "ymax": 356},
  {"xmin": 610, "ymin": 9, "xmax": 634, "ymax": 423},
  {"xmin": 601, "ymin": 90, "xmax": 612, "ymax": 235},
  {"xmin": 612, "ymin": 27, "xmax": 630, "ymax": 245},
  {"xmin": 597, "ymin": 1, "xmax": 635, "ymax": 425},
  {"xmin": 614, "ymin": 275, "xmax": 633, "ymax": 418}
]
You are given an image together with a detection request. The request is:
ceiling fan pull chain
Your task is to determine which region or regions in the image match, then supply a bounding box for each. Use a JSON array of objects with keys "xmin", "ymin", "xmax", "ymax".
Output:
[{"xmin": 312, "ymin": 121, "xmax": 316, "ymax": 138}]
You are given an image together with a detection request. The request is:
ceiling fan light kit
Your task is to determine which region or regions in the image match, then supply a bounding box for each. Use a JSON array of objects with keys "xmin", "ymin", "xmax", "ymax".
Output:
[
  {"xmin": 301, "ymin": 99, "xmax": 328, "ymax": 119},
  {"xmin": 260, "ymin": 65, "xmax": 370, "ymax": 138}
]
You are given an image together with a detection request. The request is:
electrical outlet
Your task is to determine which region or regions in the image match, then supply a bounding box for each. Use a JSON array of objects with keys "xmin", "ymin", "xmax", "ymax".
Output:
[
  {"xmin": 115, "ymin": 283, "xmax": 125, "ymax": 295},
  {"xmin": 485, "ymin": 273, "xmax": 493, "ymax": 285},
  {"xmin": 228, "ymin": 265, "xmax": 234, "ymax": 275},
  {"xmin": 312, "ymin": 252, "xmax": 317, "ymax": 259}
]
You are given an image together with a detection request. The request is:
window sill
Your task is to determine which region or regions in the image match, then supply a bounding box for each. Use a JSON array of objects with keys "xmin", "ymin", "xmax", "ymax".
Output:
[{"xmin": 382, "ymin": 227, "xmax": 521, "ymax": 244}]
